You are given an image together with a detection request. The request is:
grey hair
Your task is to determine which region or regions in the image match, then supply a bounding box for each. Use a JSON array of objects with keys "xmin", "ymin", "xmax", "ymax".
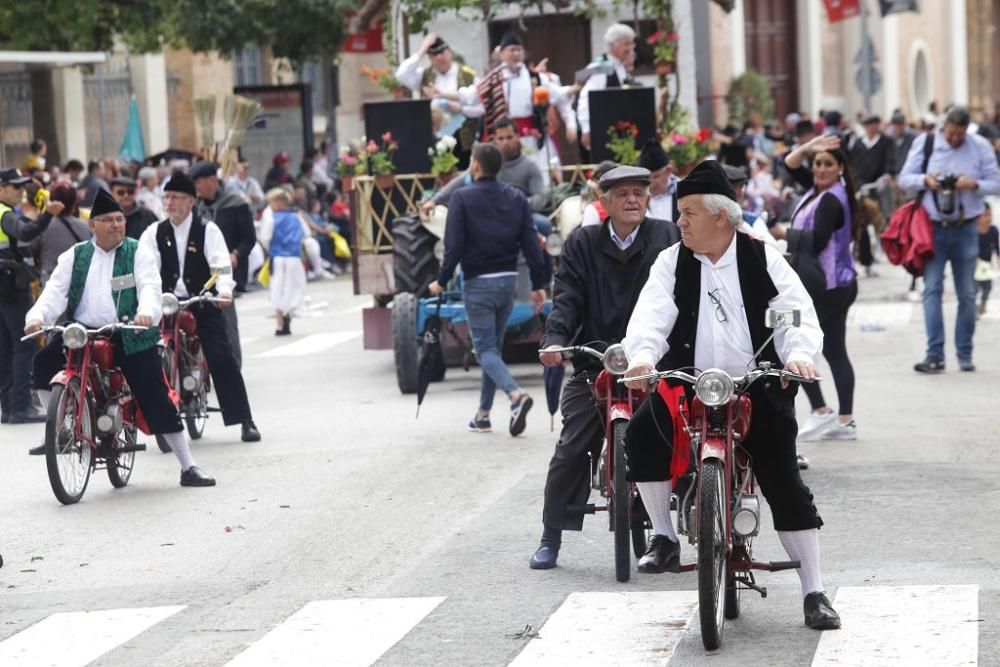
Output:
[
  {"xmin": 702, "ymin": 194, "xmax": 743, "ymax": 227},
  {"xmin": 604, "ymin": 23, "xmax": 636, "ymax": 47}
]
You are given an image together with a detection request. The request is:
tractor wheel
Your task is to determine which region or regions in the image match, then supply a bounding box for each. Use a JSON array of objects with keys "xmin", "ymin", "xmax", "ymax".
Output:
[
  {"xmin": 393, "ymin": 292, "xmax": 419, "ymax": 394},
  {"xmin": 392, "ymin": 216, "xmax": 440, "ymax": 297}
]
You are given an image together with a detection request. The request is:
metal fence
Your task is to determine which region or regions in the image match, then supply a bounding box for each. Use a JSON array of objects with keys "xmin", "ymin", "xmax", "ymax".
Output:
[
  {"xmin": 83, "ymin": 64, "xmax": 132, "ymax": 161},
  {"xmin": 0, "ymin": 72, "xmax": 33, "ymax": 167}
]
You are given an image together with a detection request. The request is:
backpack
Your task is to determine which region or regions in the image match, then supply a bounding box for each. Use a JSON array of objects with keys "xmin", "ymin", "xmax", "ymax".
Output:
[{"xmin": 880, "ymin": 133, "xmax": 935, "ymax": 276}]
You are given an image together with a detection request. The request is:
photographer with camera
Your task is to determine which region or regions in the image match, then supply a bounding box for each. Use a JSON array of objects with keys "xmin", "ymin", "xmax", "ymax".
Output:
[{"xmin": 899, "ymin": 107, "xmax": 1000, "ymax": 373}]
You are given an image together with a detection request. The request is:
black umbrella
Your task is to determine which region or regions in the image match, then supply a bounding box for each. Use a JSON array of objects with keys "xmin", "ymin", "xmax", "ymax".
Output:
[
  {"xmin": 543, "ymin": 364, "xmax": 566, "ymax": 431},
  {"xmin": 416, "ymin": 298, "xmax": 445, "ymax": 418}
]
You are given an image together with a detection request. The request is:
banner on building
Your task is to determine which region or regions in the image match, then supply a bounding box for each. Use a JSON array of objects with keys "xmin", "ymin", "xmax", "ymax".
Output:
[
  {"xmin": 823, "ymin": 0, "xmax": 861, "ymax": 22},
  {"xmin": 342, "ymin": 19, "xmax": 384, "ymax": 53},
  {"xmin": 880, "ymin": 0, "xmax": 920, "ymax": 16}
]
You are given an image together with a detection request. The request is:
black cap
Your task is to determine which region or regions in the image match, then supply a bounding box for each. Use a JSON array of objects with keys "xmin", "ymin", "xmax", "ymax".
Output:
[
  {"xmin": 676, "ymin": 160, "xmax": 738, "ymax": 202},
  {"xmin": 189, "ymin": 160, "xmax": 218, "ymax": 181},
  {"xmin": 723, "ymin": 164, "xmax": 748, "ymax": 185},
  {"xmin": 598, "ymin": 165, "xmax": 651, "ymax": 190},
  {"xmin": 794, "ymin": 119, "xmax": 816, "ymax": 137},
  {"xmin": 862, "ymin": 114, "xmax": 881, "ymax": 125},
  {"xmin": 89, "ymin": 187, "xmax": 124, "ymax": 218},
  {"xmin": 823, "ymin": 109, "xmax": 843, "ymax": 127},
  {"xmin": 428, "ymin": 37, "xmax": 449, "ymax": 55},
  {"xmin": 499, "ymin": 32, "xmax": 523, "ymax": 49},
  {"xmin": 110, "ymin": 177, "xmax": 137, "ymax": 188},
  {"xmin": 0, "ymin": 168, "xmax": 30, "ymax": 185},
  {"xmin": 163, "ymin": 172, "xmax": 196, "ymax": 198},
  {"xmin": 890, "ymin": 111, "xmax": 907, "ymax": 125},
  {"xmin": 638, "ymin": 140, "xmax": 669, "ymax": 172}
]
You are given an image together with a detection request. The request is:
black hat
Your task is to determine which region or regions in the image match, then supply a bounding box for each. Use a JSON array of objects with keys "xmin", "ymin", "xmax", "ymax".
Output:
[
  {"xmin": 110, "ymin": 176, "xmax": 137, "ymax": 188},
  {"xmin": 638, "ymin": 140, "xmax": 669, "ymax": 172},
  {"xmin": 88, "ymin": 187, "xmax": 124, "ymax": 218},
  {"xmin": 794, "ymin": 119, "xmax": 816, "ymax": 137},
  {"xmin": 862, "ymin": 114, "xmax": 881, "ymax": 125},
  {"xmin": 890, "ymin": 111, "xmax": 907, "ymax": 125},
  {"xmin": 163, "ymin": 172, "xmax": 196, "ymax": 198},
  {"xmin": 499, "ymin": 32, "xmax": 523, "ymax": 49},
  {"xmin": 0, "ymin": 168, "xmax": 30, "ymax": 186},
  {"xmin": 723, "ymin": 164, "xmax": 748, "ymax": 185},
  {"xmin": 428, "ymin": 37, "xmax": 449, "ymax": 55},
  {"xmin": 598, "ymin": 165, "xmax": 651, "ymax": 190},
  {"xmin": 676, "ymin": 160, "xmax": 738, "ymax": 202},
  {"xmin": 189, "ymin": 160, "xmax": 218, "ymax": 181}
]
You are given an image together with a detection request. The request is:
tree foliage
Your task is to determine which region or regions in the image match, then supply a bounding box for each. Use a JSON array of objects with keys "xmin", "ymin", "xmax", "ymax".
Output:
[{"xmin": 726, "ymin": 69, "xmax": 775, "ymax": 125}]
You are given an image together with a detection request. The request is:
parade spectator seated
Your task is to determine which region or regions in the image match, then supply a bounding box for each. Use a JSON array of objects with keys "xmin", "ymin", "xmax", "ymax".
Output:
[{"xmin": 264, "ymin": 152, "xmax": 293, "ymax": 191}]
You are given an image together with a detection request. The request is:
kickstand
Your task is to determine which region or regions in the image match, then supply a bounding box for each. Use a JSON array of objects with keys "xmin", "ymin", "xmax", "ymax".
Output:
[{"xmin": 735, "ymin": 573, "xmax": 768, "ymax": 598}]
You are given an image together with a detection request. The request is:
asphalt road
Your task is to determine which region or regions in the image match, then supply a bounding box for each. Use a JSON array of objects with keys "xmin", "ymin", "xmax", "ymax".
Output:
[{"xmin": 0, "ymin": 264, "xmax": 997, "ymax": 666}]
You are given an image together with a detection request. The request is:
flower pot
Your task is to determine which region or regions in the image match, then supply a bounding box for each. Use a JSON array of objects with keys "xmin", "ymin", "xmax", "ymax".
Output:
[
  {"xmin": 655, "ymin": 61, "xmax": 675, "ymax": 76},
  {"xmin": 374, "ymin": 173, "xmax": 395, "ymax": 190},
  {"xmin": 435, "ymin": 170, "xmax": 458, "ymax": 187},
  {"xmin": 673, "ymin": 163, "xmax": 695, "ymax": 178},
  {"xmin": 341, "ymin": 175, "xmax": 354, "ymax": 192}
]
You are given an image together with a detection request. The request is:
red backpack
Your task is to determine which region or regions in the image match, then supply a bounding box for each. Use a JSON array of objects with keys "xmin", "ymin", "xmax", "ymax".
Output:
[{"xmin": 881, "ymin": 134, "xmax": 935, "ymax": 276}]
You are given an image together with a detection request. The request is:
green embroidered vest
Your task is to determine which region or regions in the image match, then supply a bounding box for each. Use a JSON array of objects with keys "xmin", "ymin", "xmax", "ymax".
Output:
[{"xmin": 66, "ymin": 238, "xmax": 160, "ymax": 355}]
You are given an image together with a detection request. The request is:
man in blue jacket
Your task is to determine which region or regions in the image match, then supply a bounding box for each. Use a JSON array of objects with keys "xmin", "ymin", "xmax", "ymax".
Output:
[{"xmin": 429, "ymin": 143, "xmax": 547, "ymax": 436}]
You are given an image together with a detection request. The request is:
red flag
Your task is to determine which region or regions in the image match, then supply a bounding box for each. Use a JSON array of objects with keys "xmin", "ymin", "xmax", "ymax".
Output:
[{"xmin": 823, "ymin": 0, "xmax": 861, "ymax": 22}]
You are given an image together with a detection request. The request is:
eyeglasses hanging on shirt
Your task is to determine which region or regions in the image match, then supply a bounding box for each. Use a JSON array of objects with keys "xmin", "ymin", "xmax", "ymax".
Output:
[{"xmin": 707, "ymin": 288, "xmax": 728, "ymax": 323}]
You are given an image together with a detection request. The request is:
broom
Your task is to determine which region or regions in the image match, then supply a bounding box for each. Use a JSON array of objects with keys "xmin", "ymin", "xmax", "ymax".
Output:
[
  {"xmin": 193, "ymin": 96, "xmax": 217, "ymax": 159},
  {"xmin": 219, "ymin": 95, "xmax": 262, "ymax": 179}
]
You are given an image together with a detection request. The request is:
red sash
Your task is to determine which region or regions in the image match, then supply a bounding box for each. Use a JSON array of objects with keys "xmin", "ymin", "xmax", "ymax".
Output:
[{"xmin": 656, "ymin": 380, "xmax": 691, "ymax": 485}]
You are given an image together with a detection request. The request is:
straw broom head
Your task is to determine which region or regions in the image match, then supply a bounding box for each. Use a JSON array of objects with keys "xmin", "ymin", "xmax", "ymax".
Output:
[
  {"xmin": 193, "ymin": 96, "xmax": 216, "ymax": 153},
  {"xmin": 220, "ymin": 95, "xmax": 262, "ymax": 177}
]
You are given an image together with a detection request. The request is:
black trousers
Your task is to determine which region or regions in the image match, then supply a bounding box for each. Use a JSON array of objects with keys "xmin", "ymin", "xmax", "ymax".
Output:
[
  {"xmin": 802, "ymin": 282, "xmax": 857, "ymax": 415},
  {"xmin": 624, "ymin": 389, "xmax": 823, "ymax": 532},
  {"xmin": 0, "ymin": 290, "xmax": 38, "ymax": 414},
  {"xmin": 192, "ymin": 304, "xmax": 252, "ymax": 426},
  {"xmin": 221, "ymin": 300, "xmax": 242, "ymax": 368},
  {"xmin": 34, "ymin": 335, "xmax": 182, "ymax": 434},
  {"xmin": 541, "ymin": 373, "xmax": 605, "ymax": 531}
]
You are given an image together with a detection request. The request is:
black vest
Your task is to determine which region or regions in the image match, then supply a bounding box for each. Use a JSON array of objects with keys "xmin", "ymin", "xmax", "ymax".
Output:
[
  {"xmin": 155, "ymin": 215, "xmax": 214, "ymax": 296},
  {"xmin": 664, "ymin": 232, "xmax": 794, "ymax": 412}
]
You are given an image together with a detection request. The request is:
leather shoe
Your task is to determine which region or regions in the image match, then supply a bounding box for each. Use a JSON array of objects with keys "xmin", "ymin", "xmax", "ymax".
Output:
[
  {"xmin": 914, "ymin": 359, "xmax": 945, "ymax": 374},
  {"xmin": 637, "ymin": 534, "xmax": 681, "ymax": 573},
  {"xmin": 27, "ymin": 443, "xmax": 45, "ymax": 456},
  {"xmin": 241, "ymin": 420, "xmax": 261, "ymax": 442},
  {"xmin": 529, "ymin": 543, "xmax": 559, "ymax": 570},
  {"xmin": 8, "ymin": 410, "xmax": 46, "ymax": 424},
  {"xmin": 804, "ymin": 591, "xmax": 841, "ymax": 630},
  {"xmin": 180, "ymin": 466, "xmax": 216, "ymax": 487}
]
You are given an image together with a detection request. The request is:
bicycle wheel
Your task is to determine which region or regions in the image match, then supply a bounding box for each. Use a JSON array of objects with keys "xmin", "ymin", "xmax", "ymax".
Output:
[
  {"xmin": 697, "ymin": 458, "xmax": 726, "ymax": 650},
  {"xmin": 612, "ymin": 420, "xmax": 631, "ymax": 583},
  {"xmin": 107, "ymin": 421, "xmax": 136, "ymax": 488},
  {"xmin": 184, "ymin": 350, "xmax": 208, "ymax": 440},
  {"xmin": 44, "ymin": 380, "xmax": 93, "ymax": 505}
]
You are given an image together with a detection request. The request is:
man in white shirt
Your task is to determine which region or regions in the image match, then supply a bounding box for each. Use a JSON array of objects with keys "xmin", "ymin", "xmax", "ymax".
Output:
[
  {"xmin": 638, "ymin": 139, "xmax": 677, "ymax": 221},
  {"xmin": 577, "ymin": 23, "xmax": 636, "ymax": 153},
  {"xmin": 139, "ymin": 172, "xmax": 261, "ymax": 443},
  {"xmin": 25, "ymin": 188, "xmax": 215, "ymax": 486},
  {"xmin": 620, "ymin": 160, "xmax": 841, "ymax": 632}
]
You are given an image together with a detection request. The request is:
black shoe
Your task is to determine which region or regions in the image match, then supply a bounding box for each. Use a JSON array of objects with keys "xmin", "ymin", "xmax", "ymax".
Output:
[
  {"xmin": 509, "ymin": 394, "xmax": 533, "ymax": 437},
  {"xmin": 529, "ymin": 543, "xmax": 560, "ymax": 570},
  {"xmin": 8, "ymin": 409, "xmax": 47, "ymax": 424},
  {"xmin": 959, "ymin": 358, "xmax": 976, "ymax": 372},
  {"xmin": 27, "ymin": 443, "xmax": 44, "ymax": 456},
  {"xmin": 804, "ymin": 591, "xmax": 841, "ymax": 630},
  {"xmin": 914, "ymin": 359, "xmax": 945, "ymax": 373},
  {"xmin": 241, "ymin": 420, "xmax": 261, "ymax": 442},
  {"xmin": 637, "ymin": 534, "xmax": 681, "ymax": 573},
  {"xmin": 180, "ymin": 466, "xmax": 216, "ymax": 487}
]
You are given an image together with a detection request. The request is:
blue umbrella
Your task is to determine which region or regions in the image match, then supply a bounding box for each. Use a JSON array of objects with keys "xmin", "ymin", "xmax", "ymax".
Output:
[
  {"xmin": 119, "ymin": 96, "xmax": 146, "ymax": 163},
  {"xmin": 543, "ymin": 364, "xmax": 565, "ymax": 432}
]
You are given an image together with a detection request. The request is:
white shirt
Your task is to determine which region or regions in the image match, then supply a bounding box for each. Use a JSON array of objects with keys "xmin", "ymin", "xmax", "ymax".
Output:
[
  {"xmin": 395, "ymin": 56, "xmax": 484, "ymax": 119},
  {"xmin": 137, "ymin": 214, "xmax": 236, "ymax": 299},
  {"xmin": 623, "ymin": 232, "xmax": 822, "ymax": 376},
  {"xmin": 577, "ymin": 55, "xmax": 628, "ymax": 135},
  {"xmin": 501, "ymin": 65, "xmax": 537, "ymax": 118},
  {"xmin": 26, "ymin": 239, "xmax": 162, "ymax": 328}
]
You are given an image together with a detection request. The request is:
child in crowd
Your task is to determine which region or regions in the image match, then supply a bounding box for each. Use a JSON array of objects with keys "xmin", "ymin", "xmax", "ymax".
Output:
[
  {"xmin": 262, "ymin": 188, "xmax": 307, "ymax": 336},
  {"xmin": 976, "ymin": 203, "xmax": 999, "ymax": 317}
]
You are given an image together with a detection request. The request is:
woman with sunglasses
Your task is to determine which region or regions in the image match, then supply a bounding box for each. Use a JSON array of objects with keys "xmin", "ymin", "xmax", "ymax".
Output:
[{"xmin": 771, "ymin": 134, "xmax": 860, "ymax": 444}]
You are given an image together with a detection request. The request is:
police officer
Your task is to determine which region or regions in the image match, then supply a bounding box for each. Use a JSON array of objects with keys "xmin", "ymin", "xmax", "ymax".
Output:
[
  {"xmin": 138, "ymin": 172, "xmax": 261, "ymax": 443},
  {"xmin": 0, "ymin": 168, "xmax": 59, "ymax": 423}
]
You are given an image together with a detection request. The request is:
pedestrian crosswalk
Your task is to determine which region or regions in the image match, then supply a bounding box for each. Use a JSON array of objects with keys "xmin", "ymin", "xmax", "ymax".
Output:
[
  {"xmin": 0, "ymin": 585, "xmax": 983, "ymax": 666},
  {"xmin": 252, "ymin": 331, "xmax": 362, "ymax": 359}
]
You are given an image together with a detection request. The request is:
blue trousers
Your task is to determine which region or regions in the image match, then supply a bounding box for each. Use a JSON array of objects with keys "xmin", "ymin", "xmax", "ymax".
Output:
[
  {"xmin": 922, "ymin": 221, "xmax": 979, "ymax": 362},
  {"xmin": 463, "ymin": 275, "xmax": 518, "ymax": 411}
]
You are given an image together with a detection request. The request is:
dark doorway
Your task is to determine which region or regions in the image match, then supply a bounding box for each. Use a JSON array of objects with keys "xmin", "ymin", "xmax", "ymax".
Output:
[
  {"xmin": 744, "ymin": 0, "xmax": 799, "ymax": 118},
  {"xmin": 488, "ymin": 15, "xmax": 591, "ymax": 88}
]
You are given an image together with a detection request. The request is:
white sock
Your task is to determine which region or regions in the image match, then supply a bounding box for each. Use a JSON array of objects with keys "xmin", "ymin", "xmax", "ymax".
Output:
[
  {"xmin": 36, "ymin": 389, "xmax": 51, "ymax": 413},
  {"xmin": 162, "ymin": 431, "xmax": 196, "ymax": 471},
  {"xmin": 636, "ymin": 481, "xmax": 678, "ymax": 543},
  {"xmin": 777, "ymin": 529, "xmax": 824, "ymax": 599}
]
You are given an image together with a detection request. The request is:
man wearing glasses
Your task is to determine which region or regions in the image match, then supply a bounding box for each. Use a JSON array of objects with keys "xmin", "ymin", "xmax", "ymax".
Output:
[
  {"xmin": 110, "ymin": 177, "xmax": 159, "ymax": 240},
  {"xmin": 0, "ymin": 168, "xmax": 59, "ymax": 423}
]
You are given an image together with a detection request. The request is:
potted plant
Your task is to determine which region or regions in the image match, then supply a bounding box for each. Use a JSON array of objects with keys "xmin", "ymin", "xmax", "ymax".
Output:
[
  {"xmin": 664, "ymin": 127, "xmax": 714, "ymax": 177},
  {"xmin": 336, "ymin": 140, "xmax": 368, "ymax": 191},
  {"xmin": 428, "ymin": 135, "xmax": 460, "ymax": 185},
  {"xmin": 605, "ymin": 121, "xmax": 641, "ymax": 166},
  {"xmin": 369, "ymin": 132, "xmax": 398, "ymax": 190},
  {"xmin": 361, "ymin": 65, "xmax": 408, "ymax": 99},
  {"xmin": 647, "ymin": 29, "xmax": 678, "ymax": 75}
]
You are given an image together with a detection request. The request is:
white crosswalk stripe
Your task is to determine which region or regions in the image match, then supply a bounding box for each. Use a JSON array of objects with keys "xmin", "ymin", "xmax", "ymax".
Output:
[
  {"xmin": 510, "ymin": 591, "xmax": 698, "ymax": 666},
  {"xmin": 224, "ymin": 596, "xmax": 445, "ymax": 666},
  {"xmin": 811, "ymin": 584, "xmax": 979, "ymax": 666},
  {"xmin": 0, "ymin": 605, "xmax": 186, "ymax": 667},
  {"xmin": 846, "ymin": 302, "xmax": 915, "ymax": 328},
  {"xmin": 253, "ymin": 331, "xmax": 361, "ymax": 358}
]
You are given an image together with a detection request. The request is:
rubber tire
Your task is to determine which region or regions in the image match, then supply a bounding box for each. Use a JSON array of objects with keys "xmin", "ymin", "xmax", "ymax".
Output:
[
  {"xmin": 631, "ymin": 494, "xmax": 650, "ymax": 559},
  {"xmin": 107, "ymin": 424, "xmax": 136, "ymax": 489},
  {"xmin": 392, "ymin": 216, "xmax": 440, "ymax": 297},
  {"xmin": 725, "ymin": 570, "xmax": 741, "ymax": 619},
  {"xmin": 698, "ymin": 458, "xmax": 726, "ymax": 650},
  {"xmin": 184, "ymin": 350, "xmax": 209, "ymax": 440},
  {"xmin": 613, "ymin": 420, "xmax": 631, "ymax": 583},
  {"xmin": 45, "ymin": 381, "xmax": 92, "ymax": 505},
  {"xmin": 393, "ymin": 292, "xmax": 419, "ymax": 394}
]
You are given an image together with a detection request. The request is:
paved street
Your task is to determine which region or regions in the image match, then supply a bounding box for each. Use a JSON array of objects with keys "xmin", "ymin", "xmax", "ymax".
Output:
[{"xmin": 1, "ymin": 264, "xmax": 998, "ymax": 666}]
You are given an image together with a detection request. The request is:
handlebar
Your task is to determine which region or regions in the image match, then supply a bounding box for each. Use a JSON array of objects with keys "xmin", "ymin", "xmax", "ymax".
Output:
[
  {"xmin": 618, "ymin": 366, "xmax": 815, "ymax": 388},
  {"xmin": 179, "ymin": 294, "xmax": 229, "ymax": 307},
  {"xmin": 20, "ymin": 322, "xmax": 149, "ymax": 342},
  {"xmin": 539, "ymin": 344, "xmax": 606, "ymax": 362}
]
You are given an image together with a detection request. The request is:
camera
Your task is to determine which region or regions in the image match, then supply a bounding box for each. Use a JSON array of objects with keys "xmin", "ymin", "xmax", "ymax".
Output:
[{"xmin": 938, "ymin": 173, "xmax": 959, "ymax": 216}]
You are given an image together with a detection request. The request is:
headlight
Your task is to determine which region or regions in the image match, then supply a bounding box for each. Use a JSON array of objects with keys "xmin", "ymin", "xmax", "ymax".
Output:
[
  {"xmin": 62, "ymin": 323, "xmax": 88, "ymax": 350},
  {"xmin": 162, "ymin": 293, "xmax": 180, "ymax": 316},
  {"xmin": 602, "ymin": 344, "xmax": 630, "ymax": 375},
  {"xmin": 695, "ymin": 369, "xmax": 734, "ymax": 407},
  {"xmin": 545, "ymin": 232, "xmax": 564, "ymax": 257}
]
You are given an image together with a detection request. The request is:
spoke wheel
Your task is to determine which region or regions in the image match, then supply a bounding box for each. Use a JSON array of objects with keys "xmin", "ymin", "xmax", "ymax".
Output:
[
  {"xmin": 184, "ymin": 350, "xmax": 208, "ymax": 440},
  {"xmin": 612, "ymin": 420, "xmax": 631, "ymax": 583},
  {"xmin": 697, "ymin": 458, "xmax": 727, "ymax": 650},
  {"xmin": 44, "ymin": 381, "xmax": 93, "ymax": 505},
  {"xmin": 107, "ymin": 420, "xmax": 136, "ymax": 488}
]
